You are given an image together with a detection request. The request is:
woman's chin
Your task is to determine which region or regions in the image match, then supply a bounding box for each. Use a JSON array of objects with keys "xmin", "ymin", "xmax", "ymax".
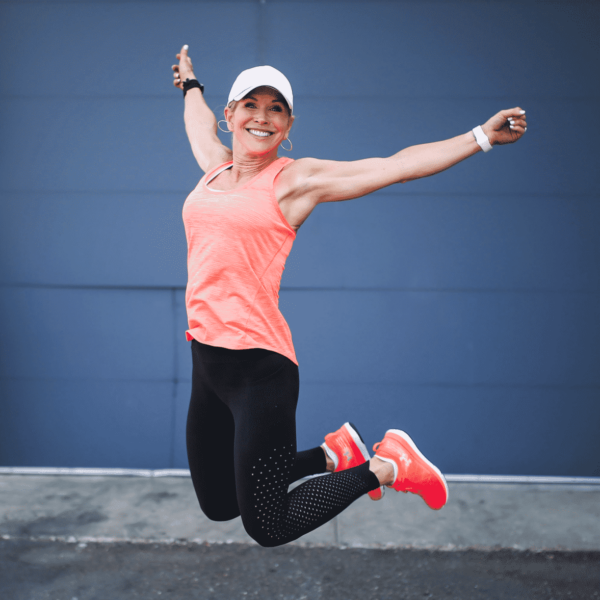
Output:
[{"xmin": 236, "ymin": 139, "xmax": 280, "ymax": 156}]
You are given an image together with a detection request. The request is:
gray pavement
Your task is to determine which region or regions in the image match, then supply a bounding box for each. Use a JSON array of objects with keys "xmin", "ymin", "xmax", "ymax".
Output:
[
  {"xmin": 1, "ymin": 474, "xmax": 599, "ymax": 599},
  {"xmin": 1, "ymin": 474, "xmax": 599, "ymax": 550}
]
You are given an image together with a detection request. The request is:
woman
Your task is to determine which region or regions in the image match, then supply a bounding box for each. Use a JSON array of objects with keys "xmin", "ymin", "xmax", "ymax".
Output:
[{"xmin": 171, "ymin": 45, "xmax": 527, "ymax": 548}]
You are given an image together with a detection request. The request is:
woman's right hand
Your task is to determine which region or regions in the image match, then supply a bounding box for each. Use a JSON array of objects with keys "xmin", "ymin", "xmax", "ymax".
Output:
[
  {"xmin": 481, "ymin": 107, "xmax": 527, "ymax": 146},
  {"xmin": 172, "ymin": 45, "xmax": 195, "ymax": 90}
]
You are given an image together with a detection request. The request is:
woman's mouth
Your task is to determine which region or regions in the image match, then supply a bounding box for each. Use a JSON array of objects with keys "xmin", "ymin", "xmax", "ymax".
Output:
[{"xmin": 246, "ymin": 129, "xmax": 274, "ymax": 138}]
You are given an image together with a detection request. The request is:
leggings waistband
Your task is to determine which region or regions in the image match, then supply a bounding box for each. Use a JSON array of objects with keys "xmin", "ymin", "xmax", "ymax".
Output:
[{"xmin": 191, "ymin": 338, "xmax": 279, "ymax": 363}]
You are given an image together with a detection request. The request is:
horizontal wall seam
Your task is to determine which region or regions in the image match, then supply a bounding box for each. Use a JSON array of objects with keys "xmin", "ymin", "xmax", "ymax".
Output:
[
  {"xmin": 1, "ymin": 190, "xmax": 599, "ymax": 199},
  {"xmin": 1, "ymin": 376, "xmax": 598, "ymax": 390},
  {"xmin": 1, "ymin": 283, "xmax": 598, "ymax": 294},
  {"xmin": 0, "ymin": 376, "xmax": 179, "ymax": 383},
  {"xmin": 0, "ymin": 0, "xmax": 597, "ymax": 4},
  {"xmin": 1, "ymin": 94, "xmax": 599, "ymax": 101},
  {"xmin": 297, "ymin": 381, "xmax": 600, "ymax": 389},
  {"xmin": 1, "ymin": 466, "xmax": 599, "ymax": 485}
]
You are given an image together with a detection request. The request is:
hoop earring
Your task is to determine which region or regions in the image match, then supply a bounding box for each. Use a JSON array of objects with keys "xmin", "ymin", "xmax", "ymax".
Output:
[
  {"xmin": 280, "ymin": 138, "xmax": 292, "ymax": 152},
  {"xmin": 218, "ymin": 120, "xmax": 231, "ymax": 133}
]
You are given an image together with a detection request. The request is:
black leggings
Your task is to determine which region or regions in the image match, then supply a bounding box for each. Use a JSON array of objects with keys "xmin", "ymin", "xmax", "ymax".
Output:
[{"xmin": 186, "ymin": 339, "xmax": 380, "ymax": 547}]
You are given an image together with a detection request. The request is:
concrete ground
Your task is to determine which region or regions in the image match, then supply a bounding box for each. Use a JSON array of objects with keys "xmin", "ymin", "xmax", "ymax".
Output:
[{"xmin": 1, "ymin": 473, "xmax": 599, "ymax": 599}]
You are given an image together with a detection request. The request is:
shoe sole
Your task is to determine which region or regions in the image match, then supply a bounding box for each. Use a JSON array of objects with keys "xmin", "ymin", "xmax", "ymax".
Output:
[{"xmin": 385, "ymin": 429, "xmax": 449, "ymax": 508}]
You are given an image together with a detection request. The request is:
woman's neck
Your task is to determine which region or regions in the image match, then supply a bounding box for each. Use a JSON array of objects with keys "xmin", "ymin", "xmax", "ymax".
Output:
[{"xmin": 228, "ymin": 142, "xmax": 280, "ymax": 183}]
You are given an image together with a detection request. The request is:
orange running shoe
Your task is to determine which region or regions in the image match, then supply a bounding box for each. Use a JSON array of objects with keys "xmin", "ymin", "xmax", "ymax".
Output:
[
  {"xmin": 372, "ymin": 430, "xmax": 448, "ymax": 510},
  {"xmin": 322, "ymin": 422, "xmax": 385, "ymax": 501}
]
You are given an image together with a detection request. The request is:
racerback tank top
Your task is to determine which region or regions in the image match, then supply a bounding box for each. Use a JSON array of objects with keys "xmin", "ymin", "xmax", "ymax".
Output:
[{"xmin": 182, "ymin": 156, "xmax": 298, "ymax": 365}]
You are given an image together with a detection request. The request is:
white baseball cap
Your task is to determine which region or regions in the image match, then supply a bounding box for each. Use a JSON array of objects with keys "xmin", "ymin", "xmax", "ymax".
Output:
[{"xmin": 228, "ymin": 66, "xmax": 294, "ymax": 114}]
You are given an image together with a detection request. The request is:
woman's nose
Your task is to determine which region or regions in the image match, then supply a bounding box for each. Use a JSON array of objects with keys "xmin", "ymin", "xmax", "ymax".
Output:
[{"xmin": 254, "ymin": 110, "xmax": 269, "ymax": 124}]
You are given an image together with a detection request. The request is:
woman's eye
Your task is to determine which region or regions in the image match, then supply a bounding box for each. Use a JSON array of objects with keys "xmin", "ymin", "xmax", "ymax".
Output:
[
  {"xmin": 244, "ymin": 102, "xmax": 256, "ymax": 108},
  {"xmin": 271, "ymin": 106, "xmax": 282, "ymax": 112}
]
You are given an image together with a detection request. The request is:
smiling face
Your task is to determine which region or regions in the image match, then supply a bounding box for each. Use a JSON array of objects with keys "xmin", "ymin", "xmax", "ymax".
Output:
[{"xmin": 224, "ymin": 86, "xmax": 294, "ymax": 158}]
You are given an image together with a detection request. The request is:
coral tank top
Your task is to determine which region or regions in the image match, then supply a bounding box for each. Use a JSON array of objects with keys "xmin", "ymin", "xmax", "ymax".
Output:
[{"xmin": 182, "ymin": 156, "xmax": 298, "ymax": 365}]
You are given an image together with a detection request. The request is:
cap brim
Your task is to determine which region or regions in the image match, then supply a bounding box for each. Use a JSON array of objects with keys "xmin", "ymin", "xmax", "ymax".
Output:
[
  {"xmin": 230, "ymin": 85, "xmax": 293, "ymax": 113},
  {"xmin": 231, "ymin": 86, "xmax": 256, "ymax": 102}
]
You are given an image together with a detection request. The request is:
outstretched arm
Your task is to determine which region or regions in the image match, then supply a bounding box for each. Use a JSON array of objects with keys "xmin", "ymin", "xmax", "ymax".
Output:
[
  {"xmin": 293, "ymin": 108, "xmax": 527, "ymax": 205},
  {"xmin": 172, "ymin": 45, "xmax": 231, "ymax": 173}
]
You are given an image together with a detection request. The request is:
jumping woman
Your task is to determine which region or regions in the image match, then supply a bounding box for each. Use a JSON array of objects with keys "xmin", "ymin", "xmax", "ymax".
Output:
[{"xmin": 172, "ymin": 45, "xmax": 527, "ymax": 547}]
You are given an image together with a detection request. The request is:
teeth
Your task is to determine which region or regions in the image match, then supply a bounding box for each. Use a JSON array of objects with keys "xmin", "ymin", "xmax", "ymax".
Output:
[{"xmin": 248, "ymin": 129, "xmax": 272, "ymax": 137}]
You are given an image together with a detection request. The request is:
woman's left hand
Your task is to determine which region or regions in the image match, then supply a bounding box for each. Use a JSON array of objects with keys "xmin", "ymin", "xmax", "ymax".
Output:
[{"xmin": 481, "ymin": 107, "xmax": 527, "ymax": 146}]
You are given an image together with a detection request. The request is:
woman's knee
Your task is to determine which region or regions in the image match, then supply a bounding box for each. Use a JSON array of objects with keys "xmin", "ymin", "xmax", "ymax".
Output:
[
  {"xmin": 199, "ymin": 498, "xmax": 240, "ymax": 522},
  {"xmin": 241, "ymin": 514, "xmax": 287, "ymax": 547},
  {"xmin": 246, "ymin": 528, "xmax": 285, "ymax": 548}
]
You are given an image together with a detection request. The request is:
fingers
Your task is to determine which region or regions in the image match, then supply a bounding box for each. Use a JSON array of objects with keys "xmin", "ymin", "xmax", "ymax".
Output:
[
  {"xmin": 501, "ymin": 107, "xmax": 526, "ymax": 118},
  {"xmin": 484, "ymin": 107, "xmax": 528, "ymax": 144},
  {"xmin": 508, "ymin": 117, "xmax": 526, "ymax": 127},
  {"xmin": 507, "ymin": 117, "xmax": 526, "ymax": 136},
  {"xmin": 507, "ymin": 115, "xmax": 527, "ymax": 133},
  {"xmin": 177, "ymin": 44, "xmax": 189, "ymax": 61},
  {"xmin": 508, "ymin": 124, "xmax": 527, "ymax": 133},
  {"xmin": 172, "ymin": 49, "xmax": 185, "ymax": 87},
  {"xmin": 172, "ymin": 65, "xmax": 182, "ymax": 88},
  {"xmin": 502, "ymin": 107, "xmax": 527, "ymax": 133}
]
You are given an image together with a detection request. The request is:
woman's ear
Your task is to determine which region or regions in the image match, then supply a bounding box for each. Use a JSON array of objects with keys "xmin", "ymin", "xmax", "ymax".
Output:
[
  {"xmin": 286, "ymin": 114, "xmax": 295, "ymax": 136},
  {"xmin": 223, "ymin": 107, "xmax": 233, "ymax": 132}
]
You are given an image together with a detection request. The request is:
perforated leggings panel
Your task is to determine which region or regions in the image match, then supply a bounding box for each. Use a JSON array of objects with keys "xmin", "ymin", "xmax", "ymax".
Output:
[{"xmin": 186, "ymin": 339, "xmax": 381, "ymax": 547}]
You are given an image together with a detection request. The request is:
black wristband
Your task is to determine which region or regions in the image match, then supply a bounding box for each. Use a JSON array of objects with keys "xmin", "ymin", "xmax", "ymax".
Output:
[{"xmin": 183, "ymin": 78, "xmax": 204, "ymax": 98}]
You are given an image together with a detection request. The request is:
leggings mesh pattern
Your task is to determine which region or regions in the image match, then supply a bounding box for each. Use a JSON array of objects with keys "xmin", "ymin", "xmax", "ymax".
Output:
[{"xmin": 249, "ymin": 447, "xmax": 375, "ymax": 546}]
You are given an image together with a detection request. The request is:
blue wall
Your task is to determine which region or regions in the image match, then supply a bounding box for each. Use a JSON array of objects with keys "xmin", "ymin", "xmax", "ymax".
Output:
[{"xmin": 1, "ymin": 0, "xmax": 598, "ymax": 476}]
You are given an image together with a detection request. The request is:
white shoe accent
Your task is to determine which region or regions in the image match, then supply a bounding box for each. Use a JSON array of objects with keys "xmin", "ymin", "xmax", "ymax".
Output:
[
  {"xmin": 373, "ymin": 453, "xmax": 398, "ymax": 484},
  {"xmin": 343, "ymin": 422, "xmax": 371, "ymax": 462},
  {"xmin": 321, "ymin": 443, "xmax": 338, "ymax": 471}
]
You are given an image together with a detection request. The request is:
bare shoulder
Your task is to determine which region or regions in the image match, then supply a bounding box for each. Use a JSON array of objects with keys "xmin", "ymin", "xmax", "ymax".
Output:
[
  {"xmin": 281, "ymin": 156, "xmax": 327, "ymax": 178},
  {"xmin": 275, "ymin": 157, "xmax": 326, "ymax": 201},
  {"xmin": 274, "ymin": 155, "xmax": 383, "ymax": 230}
]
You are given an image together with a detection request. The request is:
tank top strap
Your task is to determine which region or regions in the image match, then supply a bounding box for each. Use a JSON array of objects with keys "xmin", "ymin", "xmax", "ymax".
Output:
[{"xmin": 202, "ymin": 160, "xmax": 234, "ymax": 185}]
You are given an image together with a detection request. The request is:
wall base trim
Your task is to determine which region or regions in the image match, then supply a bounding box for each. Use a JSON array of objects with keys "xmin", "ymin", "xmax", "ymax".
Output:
[{"xmin": 1, "ymin": 466, "xmax": 599, "ymax": 485}]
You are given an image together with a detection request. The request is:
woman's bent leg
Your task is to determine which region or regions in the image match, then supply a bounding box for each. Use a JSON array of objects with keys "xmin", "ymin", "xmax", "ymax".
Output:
[{"xmin": 229, "ymin": 354, "xmax": 380, "ymax": 547}]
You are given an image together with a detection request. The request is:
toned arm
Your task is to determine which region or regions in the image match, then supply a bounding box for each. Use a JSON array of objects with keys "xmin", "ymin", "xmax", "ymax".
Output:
[
  {"xmin": 173, "ymin": 46, "xmax": 231, "ymax": 173},
  {"xmin": 183, "ymin": 86, "xmax": 231, "ymax": 173},
  {"xmin": 295, "ymin": 131, "xmax": 478, "ymax": 204},
  {"xmin": 285, "ymin": 107, "xmax": 527, "ymax": 205}
]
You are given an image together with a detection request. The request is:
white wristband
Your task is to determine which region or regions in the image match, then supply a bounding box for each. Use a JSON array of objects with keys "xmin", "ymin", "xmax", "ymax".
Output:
[{"xmin": 472, "ymin": 125, "xmax": 492, "ymax": 152}]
